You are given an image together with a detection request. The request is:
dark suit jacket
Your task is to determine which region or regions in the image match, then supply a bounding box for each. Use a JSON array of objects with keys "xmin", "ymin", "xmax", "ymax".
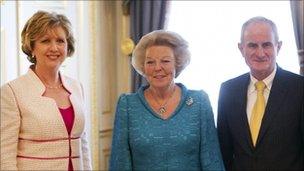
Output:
[{"xmin": 217, "ymin": 67, "xmax": 304, "ymax": 171}]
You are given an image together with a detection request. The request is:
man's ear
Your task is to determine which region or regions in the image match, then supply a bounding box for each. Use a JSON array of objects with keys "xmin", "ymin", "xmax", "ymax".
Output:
[
  {"xmin": 277, "ymin": 41, "xmax": 282, "ymax": 53},
  {"xmin": 238, "ymin": 43, "xmax": 244, "ymax": 56}
]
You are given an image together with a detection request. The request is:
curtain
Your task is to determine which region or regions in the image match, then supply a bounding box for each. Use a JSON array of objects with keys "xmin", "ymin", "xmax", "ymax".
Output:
[
  {"xmin": 290, "ymin": 0, "xmax": 304, "ymax": 75},
  {"xmin": 129, "ymin": 0, "xmax": 169, "ymax": 92}
]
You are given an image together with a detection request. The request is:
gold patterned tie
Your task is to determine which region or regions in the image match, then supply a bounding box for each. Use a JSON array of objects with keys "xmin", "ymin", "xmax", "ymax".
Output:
[{"xmin": 250, "ymin": 81, "xmax": 266, "ymax": 146}]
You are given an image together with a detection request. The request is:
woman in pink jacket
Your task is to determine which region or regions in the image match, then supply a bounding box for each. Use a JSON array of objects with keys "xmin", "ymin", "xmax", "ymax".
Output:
[{"xmin": 1, "ymin": 11, "xmax": 92, "ymax": 170}]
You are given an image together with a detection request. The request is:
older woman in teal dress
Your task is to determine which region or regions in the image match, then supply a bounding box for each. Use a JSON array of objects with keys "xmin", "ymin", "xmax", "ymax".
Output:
[{"xmin": 110, "ymin": 30, "xmax": 224, "ymax": 171}]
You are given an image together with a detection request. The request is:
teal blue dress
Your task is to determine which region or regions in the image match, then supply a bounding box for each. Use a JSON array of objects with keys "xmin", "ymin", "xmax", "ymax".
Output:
[{"xmin": 110, "ymin": 83, "xmax": 225, "ymax": 171}]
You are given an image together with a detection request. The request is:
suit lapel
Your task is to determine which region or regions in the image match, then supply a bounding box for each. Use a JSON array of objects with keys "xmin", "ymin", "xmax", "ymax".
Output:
[
  {"xmin": 61, "ymin": 74, "xmax": 85, "ymax": 137},
  {"xmin": 232, "ymin": 74, "xmax": 255, "ymax": 151},
  {"xmin": 26, "ymin": 69, "xmax": 69, "ymax": 137},
  {"xmin": 256, "ymin": 68, "xmax": 288, "ymax": 146},
  {"xmin": 69, "ymin": 93, "xmax": 85, "ymax": 136}
]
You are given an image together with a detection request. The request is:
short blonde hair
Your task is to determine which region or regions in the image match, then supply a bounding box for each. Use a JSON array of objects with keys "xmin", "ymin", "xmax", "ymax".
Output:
[
  {"xmin": 132, "ymin": 30, "xmax": 190, "ymax": 78},
  {"xmin": 21, "ymin": 11, "xmax": 75, "ymax": 63}
]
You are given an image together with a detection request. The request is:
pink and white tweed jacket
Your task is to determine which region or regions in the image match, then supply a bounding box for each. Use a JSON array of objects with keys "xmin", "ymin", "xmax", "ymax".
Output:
[{"xmin": 0, "ymin": 69, "xmax": 92, "ymax": 170}]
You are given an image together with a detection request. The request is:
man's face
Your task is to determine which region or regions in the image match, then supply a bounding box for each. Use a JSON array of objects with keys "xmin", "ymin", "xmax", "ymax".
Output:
[{"xmin": 238, "ymin": 22, "xmax": 282, "ymax": 80}]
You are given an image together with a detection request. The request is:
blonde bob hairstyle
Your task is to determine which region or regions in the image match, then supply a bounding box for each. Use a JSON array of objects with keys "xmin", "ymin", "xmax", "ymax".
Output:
[
  {"xmin": 21, "ymin": 11, "xmax": 75, "ymax": 64},
  {"xmin": 132, "ymin": 30, "xmax": 190, "ymax": 78}
]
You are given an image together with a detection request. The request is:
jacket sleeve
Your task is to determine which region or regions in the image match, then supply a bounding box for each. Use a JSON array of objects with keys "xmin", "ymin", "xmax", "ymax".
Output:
[
  {"xmin": 79, "ymin": 83, "xmax": 92, "ymax": 170},
  {"xmin": 217, "ymin": 84, "xmax": 234, "ymax": 171},
  {"xmin": 301, "ymin": 79, "xmax": 304, "ymax": 166},
  {"xmin": 302, "ymin": 101, "xmax": 304, "ymax": 167},
  {"xmin": 81, "ymin": 130, "xmax": 92, "ymax": 170},
  {"xmin": 109, "ymin": 94, "xmax": 132, "ymax": 171},
  {"xmin": 199, "ymin": 91, "xmax": 225, "ymax": 171},
  {"xmin": 0, "ymin": 84, "xmax": 20, "ymax": 170}
]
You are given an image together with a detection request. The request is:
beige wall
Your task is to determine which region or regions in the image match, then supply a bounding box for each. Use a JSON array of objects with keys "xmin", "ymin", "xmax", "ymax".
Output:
[
  {"xmin": 83, "ymin": 1, "xmax": 131, "ymax": 170},
  {"xmin": 90, "ymin": 1, "xmax": 131, "ymax": 170}
]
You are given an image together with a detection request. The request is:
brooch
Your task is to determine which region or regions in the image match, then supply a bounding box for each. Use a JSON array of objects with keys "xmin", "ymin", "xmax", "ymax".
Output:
[{"xmin": 186, "ymin": 97, "xmax": 193, "ymax": 106}]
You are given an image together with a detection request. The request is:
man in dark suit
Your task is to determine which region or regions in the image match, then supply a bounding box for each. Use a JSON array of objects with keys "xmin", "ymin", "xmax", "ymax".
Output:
[{"xmin": 217, "ymin": 16, "xmax": 304, "ymax": 171}]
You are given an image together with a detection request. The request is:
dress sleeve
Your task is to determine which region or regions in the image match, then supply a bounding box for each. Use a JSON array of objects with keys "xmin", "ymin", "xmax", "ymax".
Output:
[
  {"xmin": 0, "ymin": 84, "xmax": 20, "ymax": 170},
  {"xmin": 199, "ymin": 91, "xmax": 225, "ymax": 171},
  {"xmin": 109, "ymin": 94, "xmax": 132, "ymax": 171}
]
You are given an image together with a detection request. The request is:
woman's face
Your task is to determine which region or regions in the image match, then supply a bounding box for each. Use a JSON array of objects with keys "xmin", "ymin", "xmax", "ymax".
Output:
[
  {"xmin": 32, "ymin": 26, "xmax": 68, "ymax": 71},
  {"xmin": 144, "ymin": 45, "xmax": 176, "ymax": 90}
]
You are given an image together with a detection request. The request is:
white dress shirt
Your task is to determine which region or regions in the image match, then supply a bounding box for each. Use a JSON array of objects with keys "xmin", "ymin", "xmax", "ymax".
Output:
[{"xmin": 246, "ymin": 66, "xmax": 277, "ymax": 123}]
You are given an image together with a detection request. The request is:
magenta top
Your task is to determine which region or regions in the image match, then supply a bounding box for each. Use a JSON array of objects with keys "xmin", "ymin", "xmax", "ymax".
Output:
[
  {"xmin": 59, "ymin": 106, "xmax": 75, "ymax": 171},
  {"xmin": 59, "ymin": 106, "xmax": 75, "ymax": 134}
]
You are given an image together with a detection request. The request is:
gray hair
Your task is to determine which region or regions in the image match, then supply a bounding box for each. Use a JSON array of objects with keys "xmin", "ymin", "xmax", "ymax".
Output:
[
  {"xmin": 132, "ymin": 30, "xmax": 190, "ymax": 78},
  {"xmin": 240, "ymin": 16, "xmax": 280, "ymax": 43}
]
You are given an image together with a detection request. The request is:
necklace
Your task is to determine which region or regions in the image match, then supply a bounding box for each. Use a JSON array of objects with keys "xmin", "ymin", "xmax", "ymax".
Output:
[
  {"xmin": 45, "ymin": 83, "xmax": 63, "ymax": 89},
  {"xmin": 31, "ymin": 67, "xmax": 63, "ymax": 89},
  {"xmin": 149, "ymin": 85, "xmax": 176, "ymax": 116}
]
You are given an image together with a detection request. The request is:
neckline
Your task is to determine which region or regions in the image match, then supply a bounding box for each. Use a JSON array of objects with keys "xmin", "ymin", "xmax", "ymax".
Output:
[
  {"xmin": 27, "ymin": 66, "xmax": 71, "ymax": 95},
  {"xmin": 148, "ymin": 85, "xmax": 176, "ymax": 116},
  {"xmin": 138, "ymin": 83, "xmax": 188, "ymax": 121},
  {"xmin": 58, "ymin": 105, "xmax": 73, "ymax": 110}
]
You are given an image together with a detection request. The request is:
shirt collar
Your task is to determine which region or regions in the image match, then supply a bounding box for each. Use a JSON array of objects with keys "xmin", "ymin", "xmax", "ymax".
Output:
[{"xmin": 248, "ymin": 65, "xmax": 277, "ymax": 93}]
